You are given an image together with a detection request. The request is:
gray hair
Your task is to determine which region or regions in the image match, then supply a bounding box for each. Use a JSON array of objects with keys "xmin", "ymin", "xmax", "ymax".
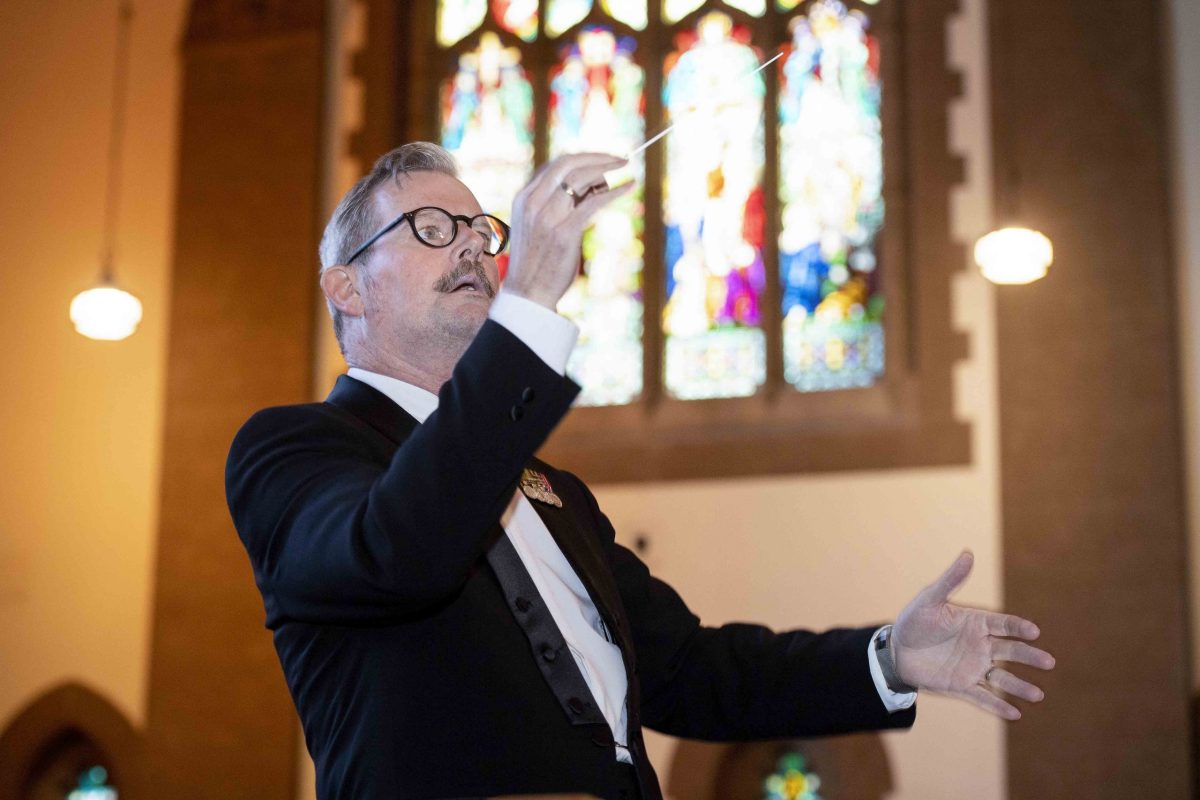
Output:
[{"xmin": 319, "ymin": 142, "xmax": 460, "ymax": 353}]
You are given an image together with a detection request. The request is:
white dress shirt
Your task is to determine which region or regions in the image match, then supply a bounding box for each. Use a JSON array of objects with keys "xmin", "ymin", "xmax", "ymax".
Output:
[{"xmin": 347, "ymin": 291, "xmax": 913, "ymax": 764}]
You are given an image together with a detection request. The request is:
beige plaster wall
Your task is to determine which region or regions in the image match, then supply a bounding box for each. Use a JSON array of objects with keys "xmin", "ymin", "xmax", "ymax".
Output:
[{"xmin": 0, "ymin": 0, "xmax": 188, "ymax": 732}]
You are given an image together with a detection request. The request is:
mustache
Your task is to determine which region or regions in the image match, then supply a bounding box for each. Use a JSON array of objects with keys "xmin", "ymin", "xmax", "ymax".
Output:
[{"xmin": 432, "ymin": 259, "xmax": 496, "ymax": 298}]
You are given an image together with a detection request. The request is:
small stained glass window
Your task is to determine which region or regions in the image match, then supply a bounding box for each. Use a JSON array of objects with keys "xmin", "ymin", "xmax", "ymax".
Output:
[
  {"xmin": 725, "ymin": 0, "xmax": 768, "ymax": 16},
  {"xmin": 546, "ymin": 0, "xmax": 592, "ymax": 37},
  {"xmin": 437, "ymin": 0, "xmax": 488, "ymax": 46},
  {"xmin": 662, "ymin": 12, "xmax": 767, "ymax": 400},
  {"xmin": 778, "ymin": 0, "xmax": 885, "ymax": 392},
  {"xmin": 440, "ymin": 30, "xmax": 536, "ymax": 279},
  {"xmin": 550, "ymin": 28, "xmax": 646, "ymax": 405},
  {"xmin": 663, "ymin": 0, "xmax": 704, "ymax": 24},
  {"xmin": 762, "ymin": 752, "xmax": 823, "ymax": 800},
  {"xmin": 603, "ymin": 0, "xmax": 648, "ymax": 29},
  {"xmin": 67, "ymin": 766, "xmax": 118, "ymax": 800},
  {"xmin": 493, "ymin": 0, "xmax": 540, "ymax": 41}
]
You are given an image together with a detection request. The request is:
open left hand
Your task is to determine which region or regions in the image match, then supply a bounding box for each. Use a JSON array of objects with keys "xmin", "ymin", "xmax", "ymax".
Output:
[{"xmin": 892, "ymin": 550, "xmax": 1055, "ymax": 720}]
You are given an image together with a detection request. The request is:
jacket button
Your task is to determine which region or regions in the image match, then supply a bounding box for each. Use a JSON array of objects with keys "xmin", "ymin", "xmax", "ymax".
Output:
[
  {"xmin": 510, "ymin": 405, "xmax": 524, "ymax": 422},
  {"xmin": 568, "ymin": 697, "xmax": 585, "ymax": 714},
  {"xmin": 591, "ymin": 730, "xmax": 614, "ymax": 747},
  {"xmin": 515, "ymin": 597, "xmax": 531, "ymax": 612},
  {"xmin": 521, "ymin": 386, "xmax": 536, "ymax": 402},
  {"xmin": 540, "ymin": 644, "xmax": 557, "ymax": 662}
]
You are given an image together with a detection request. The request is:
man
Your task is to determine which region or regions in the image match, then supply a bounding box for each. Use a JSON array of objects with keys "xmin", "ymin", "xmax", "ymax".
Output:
[{"xmin": 226, "ymin": 142, "xmax": 1054, "ymax": 799}]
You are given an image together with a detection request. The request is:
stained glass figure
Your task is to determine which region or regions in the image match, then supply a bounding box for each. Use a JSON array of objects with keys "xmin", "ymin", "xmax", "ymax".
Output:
[
  {"xmin": 725, "ymin": 0, "xmax": 767, "ymax": 16},
  {"xmin": 438, "ymin": 0, "xmax": 488, "ymax": 46},
  {"xmin": 762, "ymin": 752, "xmax": 823, "ymax": 800},
  {"xmin": 603, "ymin": 0, "xmax": 648, "ymax": 29},
  {"xmin": 550, "ymin": 28, "xmax": 646, "ymax": 405},
  {"xmin": 493, "ymin": 0, "xmax": 540, "ymax": 41},
  {"xmin": 441, "ymin": 31, "xmax": 535, "ymax": 279},
  {"xmin": 547, "ymin": 0, "xmax": 592, "ymax": 36},
  {"xmin": 778, "ymin": 0, "xmax": 885, "ymax": 392},
  {"xmin": 663, "ymin": 0, "xmax": 704, "ymax": 24},
  {"xmin": 662, "ymin": 12, "xmax": 767, "ymax": 400}
]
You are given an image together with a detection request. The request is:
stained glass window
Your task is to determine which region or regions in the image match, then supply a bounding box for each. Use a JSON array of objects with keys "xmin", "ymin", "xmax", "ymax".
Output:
[
  {"xmin": 662, "ymin": 12, "xmax": 767, "ymax": 400},
  {"xmin": 437, "ymin": 0, "xmax": 488, "ymax": 46},
  {"xmin": 778, "ymin": 0, "xmax": 884, "ymax": 392},
  {"xmin": 68, "ymin": 766, "xmax": 118, "ymax": 800},
  {"xmin": 493, "ymin": 0, "xmax": 540, "ymax": 41},
  {"xmin": 603, "ymin": 0, "xmax": 648, "ymax": 30},
  {"xmin": 440, "ymin": 30, "xmax": 535, "ymax": 278},
  {"xmin": 663, "ymin": 0, "xmax": 704, "ymax": 24},
  {"xmin": 763, "ymin": 752, "xmax": 823, "ymax": 800},
  {"xmin": 547, "ymin": 0, "xmax": 648, "ymax": 36},
  {"xmin": 550, "ymin": 28, "xmax": 646, "ymax": 405},
  {"xmin": 547, "ymin": 0, "xmax": 592, "ymax": 36},
  {"xmin": 432, "ymin": 0, "xmax": 890, "ymax": 409}
]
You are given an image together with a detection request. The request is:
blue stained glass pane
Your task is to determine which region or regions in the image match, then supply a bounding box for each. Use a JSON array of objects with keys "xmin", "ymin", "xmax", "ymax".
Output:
[
  {"xmin": 662, "ymin": 12, "xmax": 767, "ymax": 400},
  {"xmin": 778, "ymin": 0, "xmax": 885, "ymax": 392}
]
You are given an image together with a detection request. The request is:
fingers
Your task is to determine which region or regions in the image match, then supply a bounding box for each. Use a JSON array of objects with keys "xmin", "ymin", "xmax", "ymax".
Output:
[
  {"xmin": 985, "ymin": 611, "xmax": 1040, "ymax": 640},
  {"xmin": 921, "ymin": 550, "xmax": 974, "ymax": 605},
  {"xmin": 963, "ymin": 685, "xmax": 1021, "ymax": 721},
  {"xmin": 983, "ymin": 666, "xmax": 1044, "ymax": 704},
  {"xmin": 528, "ymin": 153, "xmax": 628, "ymax": 206},
  {"xmin": 566, "ymin": 178, "xmax": 635, "ymax": 224},
  {"xmin": 991, "ymin": 638, "xmax": 1056, "ymax": 670}
]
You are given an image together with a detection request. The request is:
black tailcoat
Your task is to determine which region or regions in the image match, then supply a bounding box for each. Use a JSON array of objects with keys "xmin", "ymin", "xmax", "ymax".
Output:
[{"xmin": 225, "ymin": 321, "xmax": 915, "ymax": 799}]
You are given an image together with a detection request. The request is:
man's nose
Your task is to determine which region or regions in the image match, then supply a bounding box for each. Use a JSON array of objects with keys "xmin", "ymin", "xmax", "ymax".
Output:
[{"xmin": 453, "ymin": 225, "xmax": 486, "ymax": 261}]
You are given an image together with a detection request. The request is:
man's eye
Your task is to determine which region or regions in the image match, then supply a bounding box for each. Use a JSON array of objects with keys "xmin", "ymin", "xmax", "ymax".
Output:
[{"xmin": 419, "ymin": 226, "xmax": 448, "ymax": 241}]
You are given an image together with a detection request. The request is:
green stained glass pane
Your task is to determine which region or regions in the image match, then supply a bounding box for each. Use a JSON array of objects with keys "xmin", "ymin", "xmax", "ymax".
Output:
[
  {"xmin": 776, "ymin": 0, "xmax": 803, "ymax": 10},
  {"xmin": 601, "ymin": 0, "xmax": 648, "ymax": 29},
  {"xmin": 438, "ymin": 0, "xmax": 488, "ymax": 46},
  {"xmin": 492, "ymin": 0, "xmax": 540, "ymax": 41},
  {"xmin": 440, "ymin": 31, "xmax": 535, "ymax": 245},
  {"xmin": 725, "ymin": 0, "xmax": 767, "ymax": 16},
  {"xmin": 550, "ymin": 28, "xmax": 646, "ymax": 406},
  {"xmin": 663, "ymin": 0, "xmax": 704, "ymax": 24},
  {"xmin": 547, "ymin": 0, "xmax": 592, "ymax": 36},
  {"xmin": 778, "ymin": 0, "xmax": 885, "ymax": 392},
  {"xmin": 662, "ymin": 12, "xmax": 767, "ymax": 400}
]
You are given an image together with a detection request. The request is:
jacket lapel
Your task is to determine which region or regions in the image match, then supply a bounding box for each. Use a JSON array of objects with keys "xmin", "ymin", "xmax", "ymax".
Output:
[
  {"xmin": 325, "ymin": 374, "xmax": 420, "ymax": 446},
  {"xmin": 521, "ymin": 460, "xmax": 633, "ymax": 659}
]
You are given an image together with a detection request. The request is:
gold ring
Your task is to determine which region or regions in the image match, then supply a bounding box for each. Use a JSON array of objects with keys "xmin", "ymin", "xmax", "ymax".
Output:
[{"xmin": 560, "ymin": 181, "xmax": 579, "ymax": 199}]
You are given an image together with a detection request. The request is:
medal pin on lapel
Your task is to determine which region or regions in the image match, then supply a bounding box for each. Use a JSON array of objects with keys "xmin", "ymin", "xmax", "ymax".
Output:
[{"xmin": 520, "ymin": 468, "xmax": 563, "ymax": 508}]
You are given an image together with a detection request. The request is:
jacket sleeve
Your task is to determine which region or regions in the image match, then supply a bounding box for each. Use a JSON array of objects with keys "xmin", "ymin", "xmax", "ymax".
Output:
[
  {"xmin": 568, "ymin": 474, "xmax": 917, "ymax": 741},
  {"xmin": 225, "ymin": 321, "xmax": 580, "ymax": 625}
]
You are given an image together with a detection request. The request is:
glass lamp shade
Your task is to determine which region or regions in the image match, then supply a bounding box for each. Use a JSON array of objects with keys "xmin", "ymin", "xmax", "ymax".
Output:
[
  {"xmin": 70, "ymin": 284, "xmax": 143, "ymax": 340},
  {"xmin": 974, "ymin": 227, "xmax": 1054, "ymax": 285}
]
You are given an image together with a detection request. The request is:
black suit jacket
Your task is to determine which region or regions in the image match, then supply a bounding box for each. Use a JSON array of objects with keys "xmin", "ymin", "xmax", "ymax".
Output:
[{"xmin": 226, "ymin": 320, "xmax": 916, "ymax": 800}]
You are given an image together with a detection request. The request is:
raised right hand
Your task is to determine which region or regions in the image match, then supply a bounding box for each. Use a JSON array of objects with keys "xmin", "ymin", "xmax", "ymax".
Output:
[{"xmin": 501, "ymin": 153, "xmax": 632, "ymax": 310}]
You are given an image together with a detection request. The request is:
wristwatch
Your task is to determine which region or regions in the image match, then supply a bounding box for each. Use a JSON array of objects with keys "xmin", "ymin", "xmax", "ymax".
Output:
[{"xmin": 874, "ymin": 625, "xmax": 918, "ymax": 694}]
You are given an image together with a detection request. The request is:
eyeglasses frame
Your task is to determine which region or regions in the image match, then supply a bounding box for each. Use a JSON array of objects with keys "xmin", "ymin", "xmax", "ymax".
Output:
[{"xmin": 344, "ymin": 206, "xmax": 511, "ymax": 265}]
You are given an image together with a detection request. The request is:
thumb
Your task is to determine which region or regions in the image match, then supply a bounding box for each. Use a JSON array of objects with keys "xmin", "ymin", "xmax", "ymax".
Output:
[{"xmin": 920, "ymin": 549, "xmax": 974, "ymax": 605}]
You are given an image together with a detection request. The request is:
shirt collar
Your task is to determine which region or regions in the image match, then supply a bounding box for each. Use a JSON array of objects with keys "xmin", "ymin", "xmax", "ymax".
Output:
[{"xmin": 346, "ymin": 367, "xmax": 438, "ymax": 423}]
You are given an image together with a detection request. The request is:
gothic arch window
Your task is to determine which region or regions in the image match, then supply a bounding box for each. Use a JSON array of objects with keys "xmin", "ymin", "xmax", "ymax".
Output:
[{"xmin": 362, "ymin": 0, "xmax": 969, "ymax": 480}]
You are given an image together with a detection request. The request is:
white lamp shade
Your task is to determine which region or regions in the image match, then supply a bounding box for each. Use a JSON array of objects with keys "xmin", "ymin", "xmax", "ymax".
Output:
[
  {"xmin": 974, "ymin": 227, "xmax": 1054, "ymax": 285},
  {"xmin": 70, "ymin": 285, "xmax": 143, "ymax": 341}
]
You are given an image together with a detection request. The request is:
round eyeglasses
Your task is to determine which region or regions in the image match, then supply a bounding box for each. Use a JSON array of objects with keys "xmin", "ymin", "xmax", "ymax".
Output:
[{"xmin": 345, "ymin": 206, "xmax": 510, "ymax": 264}]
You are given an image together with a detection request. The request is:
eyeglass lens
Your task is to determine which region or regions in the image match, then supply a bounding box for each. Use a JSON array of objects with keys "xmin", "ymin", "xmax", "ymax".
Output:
[{"xmin": 412, "ymin": 208, "xmax": 506, "ymax": 255}]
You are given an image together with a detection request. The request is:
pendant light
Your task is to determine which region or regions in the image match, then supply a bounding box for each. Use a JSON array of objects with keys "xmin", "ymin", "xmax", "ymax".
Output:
[{"xmin": 70, "ymin": 1, "xmax": 143, "ymax": 341}]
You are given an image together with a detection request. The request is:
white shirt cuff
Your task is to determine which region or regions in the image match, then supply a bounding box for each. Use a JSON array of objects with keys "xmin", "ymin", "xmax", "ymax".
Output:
[
  {"xmin": 868, "ymin": 625, "xmax": 918, "ymax": 713},
  {"xmin": 488, "ymin": 291, "xmax": 579, "ymax": 376}
]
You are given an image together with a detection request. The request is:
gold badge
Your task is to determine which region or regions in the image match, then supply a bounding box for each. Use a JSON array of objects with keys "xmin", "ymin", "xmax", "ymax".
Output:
[{"xmin": 520, "ymin": 468, "xmax": 563, "ymax": 508}]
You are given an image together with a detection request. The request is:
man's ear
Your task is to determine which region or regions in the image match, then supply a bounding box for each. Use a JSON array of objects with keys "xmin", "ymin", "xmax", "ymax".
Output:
[{"xmin": 320, "ymin": 267, "xmax": 365, "ymax": 317}]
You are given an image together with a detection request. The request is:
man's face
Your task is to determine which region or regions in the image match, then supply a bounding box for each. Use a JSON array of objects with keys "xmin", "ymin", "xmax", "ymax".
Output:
[{"xmin": 357, "ymin": 170, "xmax": 500, "ymax": 366}]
